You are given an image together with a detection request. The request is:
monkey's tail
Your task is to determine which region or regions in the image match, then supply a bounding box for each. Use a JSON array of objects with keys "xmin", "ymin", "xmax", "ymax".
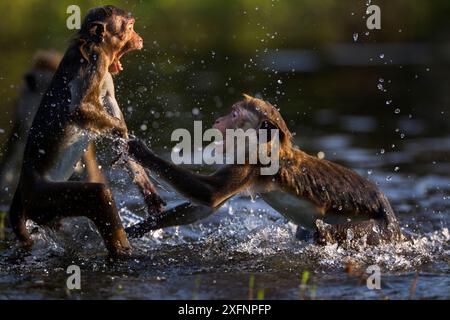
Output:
[{"xmin": 9, "ymin": 188, "xmax": 32, "ymax": 245}]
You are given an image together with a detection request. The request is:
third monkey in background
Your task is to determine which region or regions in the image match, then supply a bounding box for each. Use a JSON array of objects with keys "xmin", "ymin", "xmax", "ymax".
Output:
[
  {"xmin": 0, "ymin": 51, "xmax": 107, "ymax": 211},
  {"xmin": 126, "ymin": 95, "xmax": 403, "ymax": 245}
]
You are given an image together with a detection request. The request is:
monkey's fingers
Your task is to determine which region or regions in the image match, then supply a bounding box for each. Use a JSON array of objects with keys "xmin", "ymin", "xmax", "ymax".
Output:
[{"xmin": 111, "ymin": 137, "xmax": 130, "ymax": 167}]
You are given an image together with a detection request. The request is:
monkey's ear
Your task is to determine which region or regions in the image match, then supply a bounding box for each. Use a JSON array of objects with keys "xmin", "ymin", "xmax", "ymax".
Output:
[
  {"xmin": 259, "ymin": 120, "xmax": 282, "ymax": 142},
  {"xmin": 89, "ymin": 22, "xmax": 106, "ymax": 43}
]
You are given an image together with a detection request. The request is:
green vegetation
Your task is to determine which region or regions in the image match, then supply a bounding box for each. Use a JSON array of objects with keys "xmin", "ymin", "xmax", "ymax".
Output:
[
  {"xmin": 192, "ymin": 274, "xmax": 201, "ymax": 300},
  {"xmin": 248, "ymin": 274, "xmax": 255, "ymax": 300}
]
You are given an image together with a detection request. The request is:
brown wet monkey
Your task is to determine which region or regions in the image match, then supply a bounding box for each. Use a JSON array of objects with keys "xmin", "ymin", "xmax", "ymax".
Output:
[
  {"xmin": 0, "ymin": 51, "xmax": 62, "ymax": 208},
  {"xmin": 9, "ymin": 6, "xmax": 164, "ymax": 257},
  {"xmin": 126, "ymin": 95, "xmax": 403, "ymax": 245},
  {"xmin": 0, "ymin": 51, "xmax": 107, "ymax": 210}
]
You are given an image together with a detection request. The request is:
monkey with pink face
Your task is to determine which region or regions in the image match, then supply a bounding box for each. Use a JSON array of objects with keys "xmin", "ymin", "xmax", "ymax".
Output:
[{"xmin": 126, "ymin": 95, "xmax": 403, "ymax": 245}]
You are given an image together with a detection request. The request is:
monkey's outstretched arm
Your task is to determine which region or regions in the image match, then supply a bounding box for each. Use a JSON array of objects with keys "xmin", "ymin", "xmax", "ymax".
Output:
[
  {"xmin": 128, "ymin": 139, "xmax": 257, "ymax": 208},
  {"xmin": 126, "ymin": 202, "xmax": 215, "ymax": 238}
]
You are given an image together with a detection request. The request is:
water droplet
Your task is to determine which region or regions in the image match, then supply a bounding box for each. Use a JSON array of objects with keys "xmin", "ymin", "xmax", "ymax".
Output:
[
  {"xmin": 386, "ymin": 176, "xmax": 392, "ymax": 181},
  {"xmin": 277, "ymin": 79, "xmax": 283, "ymax": 84},
  {"xmin": 394, "ymin": 166, "xmax": 400, "ymax": 172},
  {"xmin": 385, "ymin": 100, "xmax": 392, "ymax": 105},
  {"xmin": 346, "ymin": 229, "xmax": 354, "ymax": 240},
  {"xmin": 380, "ymin": 148, "xmax": 385, "ymax": 154},
  {"xmin": 394, "ymin": 108, "xmax": 401, "ymax": 114},
  {"xmin": 379, "ymin": 53, "xmax": 385, "ymax": 59},
  {"xmin": 367, "ymin": 169, "xmax": 373, "ymax": 175},
  {"xmin": 353, "ymin": 33, "xmax": 359, "ymax": 42}
]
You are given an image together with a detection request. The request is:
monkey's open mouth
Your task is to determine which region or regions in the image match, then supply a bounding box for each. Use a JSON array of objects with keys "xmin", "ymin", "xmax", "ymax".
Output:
[
  {"xmin": 110, "ymin": 50, "xmax": 127, "ymax": 73},
  {"xmin": 110, "ymin": 46, "xmax": 137, "ymax": 73}
]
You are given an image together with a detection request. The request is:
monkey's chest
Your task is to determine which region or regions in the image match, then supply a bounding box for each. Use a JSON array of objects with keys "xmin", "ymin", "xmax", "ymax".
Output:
[{"xmin": 47, "ymin": 126, "xmax": 92, "ymax": 181}]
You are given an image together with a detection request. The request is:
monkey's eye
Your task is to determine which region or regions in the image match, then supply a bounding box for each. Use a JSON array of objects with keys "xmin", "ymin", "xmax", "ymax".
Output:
[
  {"xmin": 127, "ymin": 23, "xmax": 134, "ymax": 31},
  {"xmin": 232, "ymin": 111, "xmax": 238, "ymax": 118}
]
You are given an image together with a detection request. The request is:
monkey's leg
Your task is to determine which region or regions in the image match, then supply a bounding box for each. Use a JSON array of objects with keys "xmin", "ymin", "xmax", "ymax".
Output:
[
  {"xmin": 314, "ymin": 218, "xmax": 402, "ymax": 245},
  {"xmin": 126, "ymin": 202, "xmax": 215, "ymax": 238},
  {"xmin": 25, "ymin": 180, "xmax": 130, "ymax": 256}
]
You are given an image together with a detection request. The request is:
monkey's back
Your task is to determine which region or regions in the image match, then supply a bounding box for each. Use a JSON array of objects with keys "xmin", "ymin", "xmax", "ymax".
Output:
[{"xmin": 21, "ymin": 48, "xmax": 90, "ymax": 180}]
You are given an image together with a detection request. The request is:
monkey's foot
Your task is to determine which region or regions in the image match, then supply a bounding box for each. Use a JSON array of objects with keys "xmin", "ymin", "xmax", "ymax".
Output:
[
  {"xmin": 105, "ymin": 229, "xmax": 132, "ymax": 258},
  {"xmin": 125, "ymin": 218, "xmax": 156, "ymax": 239}
]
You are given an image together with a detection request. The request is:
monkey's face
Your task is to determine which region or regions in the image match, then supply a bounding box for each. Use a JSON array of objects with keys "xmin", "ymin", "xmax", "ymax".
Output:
[{"xmin": 83, "ymin": 7, "xmax": 144, "ymax": 74}]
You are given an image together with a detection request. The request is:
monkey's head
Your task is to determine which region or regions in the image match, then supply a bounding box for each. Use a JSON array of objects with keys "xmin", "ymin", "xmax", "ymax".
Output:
[
  {"xmin": 77, "ymin": 5, "xmax": 143, "ymax": 74},
  {"xmin": 213, "ymin": 94, "xmax": 293, "ymax": 149}
]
